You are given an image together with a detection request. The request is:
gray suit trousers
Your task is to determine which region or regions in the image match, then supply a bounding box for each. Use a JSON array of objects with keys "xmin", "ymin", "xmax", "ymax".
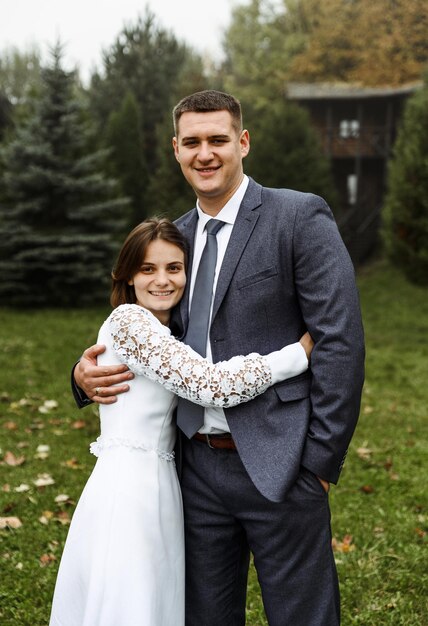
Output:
[{"xmin": 181, "ymin": 437, "xmax": 340, "ymax": 626}]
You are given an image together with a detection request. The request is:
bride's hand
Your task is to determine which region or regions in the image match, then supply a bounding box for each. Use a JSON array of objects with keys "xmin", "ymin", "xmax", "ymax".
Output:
[{"xmin": 299, "ymin": 332, "xmax": 314, "ymax": 361}]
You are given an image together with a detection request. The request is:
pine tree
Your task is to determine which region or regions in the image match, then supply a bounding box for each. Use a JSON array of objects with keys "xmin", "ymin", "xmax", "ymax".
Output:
[
  {"xmin": 0, "ymin": 45, "xmax": 129, "ymax": 307},
  {"xmin": 146, "ymin": 110, "xmax": 197, "ymax": 222},
  {"xmin": 88, "ymin": 12, "xmax": 207, "ymax": 221},
  {"xmin": 382, "ymin": 80, "xmax": 428, "ymax": 285},
  {"xmin": 245, "ymin": 99, "xmax": 337, "ymax": 209},
  {"xmin": 105, "ymin": 90, "xmax": 147, "ymax": 228}
]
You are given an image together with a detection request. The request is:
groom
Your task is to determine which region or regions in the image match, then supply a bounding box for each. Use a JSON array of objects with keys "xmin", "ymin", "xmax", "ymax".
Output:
[{"xmin": 73, "ymin": 90, "xmax": 365, "ymax": 625}]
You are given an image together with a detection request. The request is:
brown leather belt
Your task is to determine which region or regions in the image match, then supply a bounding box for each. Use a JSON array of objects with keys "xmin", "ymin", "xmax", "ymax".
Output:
[{"xmin": 193, "ymin": 432, "xmax": 237, "ymax": 451}]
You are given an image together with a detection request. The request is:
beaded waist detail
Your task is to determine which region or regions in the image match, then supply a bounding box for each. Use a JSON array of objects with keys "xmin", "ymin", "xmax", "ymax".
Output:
[{"xmin": 89, "ymin": 436, "xmax": 175, "ymax": 462}]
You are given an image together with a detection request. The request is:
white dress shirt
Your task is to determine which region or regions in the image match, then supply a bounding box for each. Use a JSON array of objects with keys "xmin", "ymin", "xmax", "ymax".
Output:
[
  {"xmin": 189, "ymin": 175, "xmax": 249, "ymax": 434},
  {"xmin": 188, "ymin": 175, "xmax": 307, "ymax": 433}
]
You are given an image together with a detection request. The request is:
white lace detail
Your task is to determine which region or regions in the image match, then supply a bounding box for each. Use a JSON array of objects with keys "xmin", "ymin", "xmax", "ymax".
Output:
[
  {"xmin": 108, "ymin": 304, "xmax": 272, "ymax": 408},
  {"xmin": 89, "ymin": 436, "xmax": 175, "ymax": 462}
]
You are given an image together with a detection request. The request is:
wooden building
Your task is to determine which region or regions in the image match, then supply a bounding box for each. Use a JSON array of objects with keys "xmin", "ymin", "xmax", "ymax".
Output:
[{"xmin": 286, "ymin": 82, "xmax": 421, "ymax": 264}]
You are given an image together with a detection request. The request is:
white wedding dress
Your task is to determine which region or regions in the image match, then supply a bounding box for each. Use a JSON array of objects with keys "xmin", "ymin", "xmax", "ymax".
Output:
[{"xmin": 50, "ymin": 304, "xmax": 308, "ymax": 626}]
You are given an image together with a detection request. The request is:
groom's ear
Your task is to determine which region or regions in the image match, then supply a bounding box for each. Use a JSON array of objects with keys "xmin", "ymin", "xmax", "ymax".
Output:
[{"xmin": 172, "ymin": 137, "xmax": 180, "ymax": 162}]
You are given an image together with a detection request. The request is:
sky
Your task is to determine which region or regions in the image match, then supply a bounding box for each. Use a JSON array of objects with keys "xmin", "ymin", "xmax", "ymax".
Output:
[{"xmin": 1, "ymin": 0, "xmax": 237, "ymax": 82}]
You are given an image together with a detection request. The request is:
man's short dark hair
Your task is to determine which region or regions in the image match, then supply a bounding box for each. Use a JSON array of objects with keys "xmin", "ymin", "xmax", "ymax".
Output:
[{"xmin": 173, "ymin": 90, "xmax": 243, "ymax": 135}]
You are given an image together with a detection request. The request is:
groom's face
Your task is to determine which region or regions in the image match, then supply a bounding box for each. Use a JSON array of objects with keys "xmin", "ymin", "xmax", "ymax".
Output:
[{"xmin": 173, "ymin": 110, "xmax": 250, "ymax": 215}]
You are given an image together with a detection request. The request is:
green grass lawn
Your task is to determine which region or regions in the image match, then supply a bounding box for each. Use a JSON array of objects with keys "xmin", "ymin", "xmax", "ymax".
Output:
[{"xmin": 1, "ymin": 260, "xmax": 427, "ymax": 625}]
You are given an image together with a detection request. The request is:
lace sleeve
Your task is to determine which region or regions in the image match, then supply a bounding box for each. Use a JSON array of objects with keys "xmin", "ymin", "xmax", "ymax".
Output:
[{"xmin": 108, "ymin": 304, "xmax": 272, "ymax": 408}]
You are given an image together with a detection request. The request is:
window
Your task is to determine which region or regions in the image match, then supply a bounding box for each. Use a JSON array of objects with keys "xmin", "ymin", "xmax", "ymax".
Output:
[
  {"xmin": 339, "ymin": 120, "xmax": 360, "ymax": 139},
  {"xmin": 347, "ymin": 174, "xmax": 358, "ymax": 205}
]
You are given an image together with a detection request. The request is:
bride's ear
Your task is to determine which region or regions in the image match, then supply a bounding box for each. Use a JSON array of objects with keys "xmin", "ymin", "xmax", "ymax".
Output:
[{"xmin": 128, "ymin": 279, "xmax": 134, "ymax": 286}]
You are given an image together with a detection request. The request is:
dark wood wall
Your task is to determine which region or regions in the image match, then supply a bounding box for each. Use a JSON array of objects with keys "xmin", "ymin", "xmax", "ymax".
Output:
[{"xmin": 288, "ymin": 88, "xmax": 415, "ymax": 265}]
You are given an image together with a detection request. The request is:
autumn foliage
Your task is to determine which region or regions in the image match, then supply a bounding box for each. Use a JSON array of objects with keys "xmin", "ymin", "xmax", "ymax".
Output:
[{"xmin": 289, "ymin": 0, "xmax": 428, "ymax": 86}]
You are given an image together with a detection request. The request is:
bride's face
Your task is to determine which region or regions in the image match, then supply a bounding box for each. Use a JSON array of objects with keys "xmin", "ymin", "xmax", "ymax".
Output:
[{"xmin": 129, "ymin": 239, "xmax": 186, "ymax": 323}]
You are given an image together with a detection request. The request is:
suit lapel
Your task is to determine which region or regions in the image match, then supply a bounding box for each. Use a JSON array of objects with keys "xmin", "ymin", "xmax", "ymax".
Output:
[
  {"xmin": 212, "ymin": 179, "xmax": 262, "ymax": 322},
  {"xmin": 175, "ymin": 209, "xmax": 198, "ymax": 336}
]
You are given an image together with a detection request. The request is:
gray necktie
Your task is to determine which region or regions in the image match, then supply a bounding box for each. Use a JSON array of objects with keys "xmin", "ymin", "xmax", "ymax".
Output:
[{"xmin": 176, "ymin": 219, "xmax": 225, "ymax": 438}]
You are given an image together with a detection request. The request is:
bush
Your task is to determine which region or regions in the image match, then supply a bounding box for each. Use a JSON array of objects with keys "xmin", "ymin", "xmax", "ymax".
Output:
[{"xmin": 382, "ymin": 79, "xmax": 428, "ymax": 285}]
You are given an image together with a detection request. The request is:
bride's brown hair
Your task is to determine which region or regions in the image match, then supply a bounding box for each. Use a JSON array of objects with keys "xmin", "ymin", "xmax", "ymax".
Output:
[{"xmin": 110, "ymin": 218, "xmax": 188, "ymax": 308}]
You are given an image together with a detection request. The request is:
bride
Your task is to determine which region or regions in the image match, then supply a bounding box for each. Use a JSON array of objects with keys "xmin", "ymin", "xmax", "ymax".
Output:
[{"xmin": 49, "ymin": 218, "xmax": 312, "ymax": 626}]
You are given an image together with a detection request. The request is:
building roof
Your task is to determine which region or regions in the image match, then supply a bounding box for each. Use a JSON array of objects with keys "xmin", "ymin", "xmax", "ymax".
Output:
[{"xmin": 286, "ymin": 81, "xmax": 422, "ymax": 100}]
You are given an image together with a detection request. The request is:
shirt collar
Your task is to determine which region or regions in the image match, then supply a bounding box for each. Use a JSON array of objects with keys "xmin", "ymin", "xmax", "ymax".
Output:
[{"xmin": 196, "ymin": 175, "xmax": 249, "ymax": 229}]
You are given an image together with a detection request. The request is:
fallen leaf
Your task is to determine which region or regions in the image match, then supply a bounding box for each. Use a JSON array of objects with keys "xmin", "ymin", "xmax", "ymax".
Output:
[
  {"xmin": 383, "ymin": 458, "xmax": 393, "ymax": 470},
  {"xmin": 360, "ymin": 485, "xmax": 375, "ymax": 494},
  {"xmin": 363, "ymin": 405, "xmax": 374, "ymax": 414},
  {"xmin": 356, "ymin": 447, "xmax": 372, "ymax": 461},
  {"xmin": 1, "ymin": 502, "xmax": 16, "ymax": 514},
  {"xmin": 3, "ymin": 421, "xmax": 17, "ymax": 431},
  {"xmin": 39, "ymin": 553, "xmax": 56, "ymax": 566},
  {"xmin": 14, "ymin": 484, "xmax": 30, "ymax": 493},
  {"xmin": 3, "ymin": 451, "xmax": 25, "ymax": 466},
  {"xmin": 54, "ymin": 511, "xmax": 71, "ymax": 525},
  {"xmin": 33, "ymin": 473, "xmax": 55, "ymax": 488},
  {"xmin": 389, "ymin": 472, "xmax": 400, "ymax": 481},
  {"xmin": 0, "ymin": 516, "xmax": 22, "ymax": 529},
  {"xmin": 38, "ymin": 400, "xmax": 58, "ymax": 414},
  {"xmin": 54, "ymin": 494, "xmax": 70, "ymax": 504},
  {"xmin": 44, "ymin": 400, "xmax": 58, "ymax": 410},
  {"xmin": 63, "ymin": 458, "xmax": 81, "ymax": 469},
  {"xmin": 39, "ymin": 510, "xmax": 54, "ymax": 525},
  {"xmin": 332, "ymin": 534, "xmax": 355, "ymax": 553},
  {"xmin": 72, "ymin": 420, "xmax": 86, "ymax": 429},
  {"xmin": 2, "ymin": 484, "xmax": 11, "ymax": 492},
  {"xmin": 15, "ymin": 562, "xmax": 23, "ymax": 570},
  {"xmin": 34, "ymin": 452, "xmax": 49, "ymax": 460},
  {"xmin": 414, "ymin": 527, "xmax": 427, "ymax": 539},
  {"xmin": 9, "ymin": 398, "xmax": 31, "ymax": 410},
  {"xmin": 34, "ymin": 444, "xmax": 50, "ymax": 460}
]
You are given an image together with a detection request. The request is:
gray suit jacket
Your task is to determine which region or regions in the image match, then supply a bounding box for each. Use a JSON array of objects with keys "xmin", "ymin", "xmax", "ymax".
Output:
[{"xmin": 173, "ymin": 177, "xmax": 365, "ymax": 502}]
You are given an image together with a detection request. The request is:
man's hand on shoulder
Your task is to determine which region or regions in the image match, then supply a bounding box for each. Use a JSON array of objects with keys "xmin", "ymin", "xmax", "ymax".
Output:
[{"xmin": 74, "ymin": 344, "xmax": 134, "ymax": 405}]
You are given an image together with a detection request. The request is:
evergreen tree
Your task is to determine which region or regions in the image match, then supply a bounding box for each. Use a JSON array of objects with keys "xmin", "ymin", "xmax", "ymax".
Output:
[
  {"xmin": 382, "ymin": 80, "xmax": 428, "ymax": 285},
  {"xmin": 105, "ymin": 91, "xmax": 147, "ymax": 227},
  {"xmin": 0, "ymin": 45, "xmax": 128, "ymax": 307},
  {"xmin": 0, "ymin": 46, "xmax": 43, "ymax": 140},
  {"xmin": 88, "ymin": 12, "xmax": 207, "ymax": 222},
  {"xmin": 0, "ymin": 46, "xmax": 42, "ymax": 105},
  {"xmin": 146, "ymin": 110, "xmax": 196, "ymax": 222},
  {"xmin": 245, "ymin": 99, "xmax": 337, "ymax": 209},
  {"xmin": 0, "ymin": 92, "xmax": 13, "ymax": 142}
]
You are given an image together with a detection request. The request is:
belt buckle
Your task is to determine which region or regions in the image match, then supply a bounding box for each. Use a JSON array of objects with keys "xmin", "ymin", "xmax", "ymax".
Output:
[{"xmin": 205, "ymin": 434, "xmax": 215, "ymax": 449}]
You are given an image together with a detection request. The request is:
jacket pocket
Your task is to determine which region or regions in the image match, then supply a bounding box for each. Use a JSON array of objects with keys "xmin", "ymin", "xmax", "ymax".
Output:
[
  {"xmin": 274, "ymin": 372, "xmax": 311, "ymax": 403},
  {"xmin": 236, "ymin": 265, "xmax": 278, "ymax": 290}
]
